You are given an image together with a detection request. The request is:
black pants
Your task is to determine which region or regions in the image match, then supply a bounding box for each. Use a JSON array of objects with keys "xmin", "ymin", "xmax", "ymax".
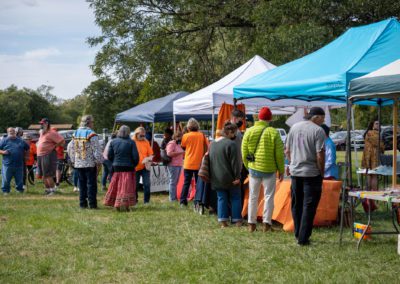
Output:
[
  {"xmin": 77, "ymin": 167, "xmax": 98, "ymax": 208},
  {"xmin": 23, "ymin": 165, "xmax": 34, "ymax": 185},
  {"xmin": 180, "ymin": 169, "xmax": 198, "ymax": 205},
  {"xmin": 290, "ymin": 176, "xmax": 323, "ymax": 244}
]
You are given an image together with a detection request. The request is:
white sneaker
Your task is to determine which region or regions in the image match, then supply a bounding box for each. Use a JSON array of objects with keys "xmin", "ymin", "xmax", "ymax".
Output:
[
  {"xmin": 73, "ymin": 187, "xmax": 79, "ymax": 192},
  {"xmin": 23, "ymin": 185, "xmax": 27, "ymax": 190}
]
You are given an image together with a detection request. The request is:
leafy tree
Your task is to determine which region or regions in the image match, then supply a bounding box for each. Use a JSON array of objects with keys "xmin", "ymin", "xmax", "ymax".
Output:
[
  {"xmin": 87, "ymin": 0, "xmax": 400, "ymax": 105},
  {"xmin": 82, "ymin": 78, "xmax": 142, "ymax": 132}
]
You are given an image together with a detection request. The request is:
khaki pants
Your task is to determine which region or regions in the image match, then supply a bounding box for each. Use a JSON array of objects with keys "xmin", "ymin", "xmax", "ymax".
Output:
[{"xmin": 248, "ymin": 173, "xmax": 276, "ymax": 225}]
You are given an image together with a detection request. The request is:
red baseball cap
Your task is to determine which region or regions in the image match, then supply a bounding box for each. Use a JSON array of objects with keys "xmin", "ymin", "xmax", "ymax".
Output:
[{"xmin": 39, "ymin": 118, "xmax": 50, "ymax": 124}]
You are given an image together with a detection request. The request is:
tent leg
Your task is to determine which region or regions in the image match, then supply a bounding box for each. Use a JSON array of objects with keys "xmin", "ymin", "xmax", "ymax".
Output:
[
  {"xmin": 211, "ymin": 108, "xmax": 215, "ymax": 139},
  {"xmin": 351, "ymin": 106, "xmax": 360, "ymax": 187},
  {"xmin": 346, "ymin": 99, "xmax": 353, "ymax": 187},
  {"xmin": 173, "ymin": 114, "xmax": 176, "ymax": 134},
  {"xmin": 151, "ymin": 122, "xmax": 155, "ymax": 148},
  {"xmin": 393, "ymin": 97, "xmax": 398, "ymax": 188}
]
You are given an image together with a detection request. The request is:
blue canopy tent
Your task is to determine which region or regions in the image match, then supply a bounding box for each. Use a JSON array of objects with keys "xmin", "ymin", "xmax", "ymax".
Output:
[
  {"xmin": 232, "ymin": 18, "xmax": 400, "ymax": 245},
  {"xmin": 116, "ymin": 91, "xmax": 190, "ymax": 123},
  {"xmin": 233, "ymin": 18, "xmax": 400, "ymax": 104}
]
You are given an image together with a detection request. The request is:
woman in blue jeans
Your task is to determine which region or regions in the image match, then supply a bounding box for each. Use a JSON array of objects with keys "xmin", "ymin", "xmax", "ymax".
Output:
[
  {"xmin": 166, "ymin": 132, "xmax": 184, "ymax": 201},
  {"xmin": 209, "ymin": 122, "xmax": 242, "ymax": 228}
]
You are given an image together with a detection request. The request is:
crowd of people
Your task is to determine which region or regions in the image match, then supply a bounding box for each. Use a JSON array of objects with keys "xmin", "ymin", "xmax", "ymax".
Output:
[{"xmin": 1, "ymin": 106, "xmax": 352, "ymax": 246}]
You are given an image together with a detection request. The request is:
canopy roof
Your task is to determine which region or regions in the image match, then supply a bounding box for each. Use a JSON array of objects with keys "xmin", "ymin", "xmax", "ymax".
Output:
[
  {"xmin": 116, "ymin": 91, "xmax": 191, "ymax": 123},
  {"xmin": 173, "ymin": 55, "xmax": 288, "ymax": 115},
  {"xmin": 349, "ymin": 59, "xmax": 400, "ymax": 105},
  {"xmin": 234, "ymin": 18, "xmax": 400, "ymax": 104}
]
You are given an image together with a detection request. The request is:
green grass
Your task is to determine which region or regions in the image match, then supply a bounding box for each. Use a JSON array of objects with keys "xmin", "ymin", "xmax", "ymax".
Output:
[
  {"xmin": 1, "ymin": 153, "xmax": 400, "ymax": 283},
  {"xmin": 0, "ymin": 185, "xmax": 400, "ymax": 283}
]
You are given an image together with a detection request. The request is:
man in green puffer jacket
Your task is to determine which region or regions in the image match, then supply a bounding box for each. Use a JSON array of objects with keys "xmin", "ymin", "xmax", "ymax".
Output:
[{"xmin": 242, "ymin": 107, "xmax": 285, "ymax": 233}]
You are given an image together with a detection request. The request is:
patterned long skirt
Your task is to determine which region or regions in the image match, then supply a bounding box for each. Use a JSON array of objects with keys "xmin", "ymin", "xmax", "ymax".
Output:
[{"xmin": 104, "ymin": 171, "xmax": 136, "ymax": 208}]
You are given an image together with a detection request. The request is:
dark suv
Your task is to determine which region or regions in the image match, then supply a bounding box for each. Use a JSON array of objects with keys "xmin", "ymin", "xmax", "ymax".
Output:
[{"xmin": 381, "ymin": 126, "xmax": 400, "ymax": 150}]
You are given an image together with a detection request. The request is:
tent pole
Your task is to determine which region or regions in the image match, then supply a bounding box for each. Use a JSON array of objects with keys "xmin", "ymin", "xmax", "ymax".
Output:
[
  {"xmin": 151, "ymin": 122, "xmax": 155, "ymax": 148},
  {"xmin": 351, "ymin": 106, "xmax": 360, "ymax": 187},
  {"xmin": 233, "ymin": 98, "xmax": 237, "ymax": 109},
  {"xmin": 377, "ymin": 100, "xmax": 382, "ymax": 168},
  {"xmin": 211, "ymin": 107, "xmax": 215, "ymax": 139},
  {"xmin": 173, "ymin": 114, "xmax": 176, "ymax": 134},
  {"xmin": 346, "ymin": 98, "xmax": 353, "ymax": 187},
  {"xmin": 393, "ymin": 97, "xmax": 398, "ymax": 188}
]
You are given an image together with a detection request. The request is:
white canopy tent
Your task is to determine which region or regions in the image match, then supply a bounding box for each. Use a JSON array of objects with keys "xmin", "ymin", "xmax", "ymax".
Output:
[{"xmin": 173, "ymin": 55, "xmax": 296, "ymax": 136}]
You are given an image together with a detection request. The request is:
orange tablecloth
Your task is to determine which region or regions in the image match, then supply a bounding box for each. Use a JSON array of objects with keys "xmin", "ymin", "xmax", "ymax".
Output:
[{"xmin": 241, "ymin": 179, "xmax": 342, "ymax": 231}]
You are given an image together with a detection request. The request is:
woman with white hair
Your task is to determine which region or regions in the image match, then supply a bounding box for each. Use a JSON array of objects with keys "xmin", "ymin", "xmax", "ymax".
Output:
[
  {"xmin": 104, "ymin": 125, "xmax": 139, "ymax": 211},
  {"xmin": 133, "ymin": 126, "xmax": 153, "ymax": 204},
  {"xmin": 180, "ymin": 118, "xmax": 209, "ymax": 207}
]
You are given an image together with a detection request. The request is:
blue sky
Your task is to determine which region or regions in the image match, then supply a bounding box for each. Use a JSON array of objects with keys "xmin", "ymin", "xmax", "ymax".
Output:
[{"xmin": 0, "ymin": 0, "xmax": 101, "ymax": 99}]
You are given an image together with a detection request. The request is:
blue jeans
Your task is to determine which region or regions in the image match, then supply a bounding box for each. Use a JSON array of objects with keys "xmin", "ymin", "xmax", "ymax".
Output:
[
  {"xmin": 73, "ymin": 169, "xmax": 79, "ymax": 187},
  {"xmin": 180, "ymin": 169, "xmax": 198, "ymax": 205},
  {"xmin": 77, "ymin": 167, "xmax": 98, "ymax": 208},
  {"xmin": 291, "ymin": 176, "xmax": 323, "ymax": 244},
  {"xmin": 101, "ymin": 160, "xmax": 113, "ymax": 186},
  {"xmin": 216, "ymin": 187, "xmax": 242, "ymax": 222},
  {"xmin": 136, "ymin": 169, "xmax": 151, "ymax": 203},
  {"xmin": 167, "ymin": 166, "xmax": 181, "ymax": 201},
  {"xmin": 1, "ymin": 165, "xmax": 24, "ymax": 193}
]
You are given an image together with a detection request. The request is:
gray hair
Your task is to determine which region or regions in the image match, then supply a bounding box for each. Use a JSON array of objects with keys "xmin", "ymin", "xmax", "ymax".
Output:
[
  {"xmin": 80, "ymin": 115, "xmax": 94, "ymax": 127},
  {"xmin": 117, "ymin": 125, "xmax": 131, "ymax": 138},
  {"xmin": 187, "ymin": 118, "xmax": 199, "ymax": 131}
]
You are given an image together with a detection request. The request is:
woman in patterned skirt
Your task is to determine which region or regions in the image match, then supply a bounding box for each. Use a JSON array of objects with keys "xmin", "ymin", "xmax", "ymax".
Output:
[{"xmin": 104, "ymin": 125, "xmax": 139, "ymax": 211}]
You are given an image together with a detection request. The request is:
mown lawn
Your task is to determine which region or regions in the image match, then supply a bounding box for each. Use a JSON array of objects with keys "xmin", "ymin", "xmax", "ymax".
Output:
[{"xmin": 0, "ymin": 152, "xmax": 399, "ymax": 283}]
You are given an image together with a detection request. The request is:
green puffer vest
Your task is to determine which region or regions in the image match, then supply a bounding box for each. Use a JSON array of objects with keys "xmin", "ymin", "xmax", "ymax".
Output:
[{"xmin": 241, "ymin": 120, "xmax": 285, "ymax": 173}]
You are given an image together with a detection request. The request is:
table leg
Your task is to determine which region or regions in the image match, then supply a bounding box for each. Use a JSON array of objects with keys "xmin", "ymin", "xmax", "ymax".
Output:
[
  {"xmin": 391, "ymin": 206, "xmax": 400, "ymax": 234},
  {"xmin": 357, "ymin": 198, "xmax": 372, "ymax": 250},
  {"xmin": 339, "ymin": 184, "xmax": 346, "ymax": 246}
]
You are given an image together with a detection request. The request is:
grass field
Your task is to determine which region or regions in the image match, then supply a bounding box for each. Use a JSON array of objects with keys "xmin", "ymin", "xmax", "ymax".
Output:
[{"xmin": 1, "ymin": 152, "xmax": 400, "ymax": 283}]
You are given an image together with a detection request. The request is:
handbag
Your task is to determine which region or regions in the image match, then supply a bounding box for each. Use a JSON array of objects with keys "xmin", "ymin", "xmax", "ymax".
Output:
[
  {"xmin": 199, "ymin": 142, "xmax": 212, "ymax": 183},
  {"xmin": 160, "ymin": 149, "xmax": 171, "ymax": 165}
]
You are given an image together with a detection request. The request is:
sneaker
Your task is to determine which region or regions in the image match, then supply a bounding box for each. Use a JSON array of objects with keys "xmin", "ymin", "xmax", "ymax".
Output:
[
  {"xmin": 3, "ymin": 192, "xmax": 9, "ymax": 196},
  {"xmin": 73, "ymin": 187, "xmax": 79, "ymax": 192},
  {"xmin": 23, "ymin": 185, "xmax": 27, "ymax": 190},
  {"xmin": 101, "ymin": 186, "xmax": 106, "ymax": 191},
  {"xmin": 248, "ymin": 223, "xmax": 257, "ymax": 233},
  {"xmin": 262, "ymin": 223, "xmax": 272, "ymax": 232},
  {"xmin": 220, "ymin": 221, "xmax": 229, "ymax": 228}
]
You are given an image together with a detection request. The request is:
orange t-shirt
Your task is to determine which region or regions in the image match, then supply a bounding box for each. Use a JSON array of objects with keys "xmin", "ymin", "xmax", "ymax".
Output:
[
  {"xmin": 56, "ymin": 146, "xmax": 64, "ymax": 160},
  {"xmin": 26, "ymin": 142, "xmax": 37, "ymax": 166},
  {"xmin": 181, "ymin": 131, "xmax": 209, "ymax": 170},
  {"xmin": 133, "ymin": 139, "xmax": 154, "ymax": 171}
]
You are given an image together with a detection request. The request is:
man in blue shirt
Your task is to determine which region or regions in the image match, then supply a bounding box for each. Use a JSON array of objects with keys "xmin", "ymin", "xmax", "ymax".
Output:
[
  {"xmin": 0, "ymin": 127, "xmax": 29, "ymax": 194},
  {"xmin": 321, "ymin": 124, "xmax": 339, "ymax": 180}
]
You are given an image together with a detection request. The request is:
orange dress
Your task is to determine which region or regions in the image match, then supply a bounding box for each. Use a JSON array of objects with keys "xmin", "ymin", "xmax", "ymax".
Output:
[{"xmin": 362, "ymin": 130, "xmax": 384, "ymax": 169}]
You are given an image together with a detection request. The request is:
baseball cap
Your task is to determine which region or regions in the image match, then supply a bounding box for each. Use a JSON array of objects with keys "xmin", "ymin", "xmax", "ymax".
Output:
[
  {"xmin": 304, "ymin": 107, "xmax": 325, "ymax": 119},
  {"xmin": 39, "ymin": 118, "xmax": 50, "ymax": 124}
]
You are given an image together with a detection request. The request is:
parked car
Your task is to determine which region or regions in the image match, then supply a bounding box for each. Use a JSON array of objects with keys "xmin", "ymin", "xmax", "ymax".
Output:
[
  {"xmin": 276, "ymin": 128, "xmax": 287, "ymax": 144},
  {"xmin": 58, "ymin": 130, "xmax": 75, "ymax": 150},
  {"xmin": 330, "ymin": 131, "xmax": 364, "ymax": 150},
  {"xmin": 153, "ymin": 133, "xmax": 164, "ymax": 146},
  {"xmin": 381, "ymin": 126, "xmax": 400, "ymax": 150},
  {"xmin": 22, "ymin": 130, "xmax": 40, "ymax": 142}
]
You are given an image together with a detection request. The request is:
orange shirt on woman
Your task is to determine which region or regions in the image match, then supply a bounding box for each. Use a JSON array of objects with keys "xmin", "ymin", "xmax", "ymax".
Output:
[
  {"xmin": 181, "ymin": 131, "xmax": 209, "ymax": 170},
  {"xmin": 133, "ymin": 139, "xmax": 154, "ymax": 171}
]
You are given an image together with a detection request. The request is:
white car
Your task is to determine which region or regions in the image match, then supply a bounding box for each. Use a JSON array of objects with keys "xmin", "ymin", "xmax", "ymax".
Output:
[
  {"xmin": 276, "ymin": 128, "xmax": 287, "ymax": 144},
  {"xmin": 153, "ymin": 133, "xmax": 164, "ymax": 146}
]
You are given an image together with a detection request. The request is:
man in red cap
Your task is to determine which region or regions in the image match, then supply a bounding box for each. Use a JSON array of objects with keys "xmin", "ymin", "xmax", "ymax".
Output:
[
  {"xmin": 36, "ymin": 118, "xmax": 65, "ymax": 195},
  {"xmin": 242, "ymin": 106, "xmax": 285, "ymax": 232},
  {"xmin": 285, "ymin": 107, "xmax": 326, "ymax": 246}
]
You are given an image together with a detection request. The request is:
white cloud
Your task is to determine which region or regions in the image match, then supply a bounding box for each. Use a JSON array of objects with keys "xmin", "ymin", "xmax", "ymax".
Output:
[{"xmin": 23, "ymin": 48, "xmax": 61, "ymax": 60}]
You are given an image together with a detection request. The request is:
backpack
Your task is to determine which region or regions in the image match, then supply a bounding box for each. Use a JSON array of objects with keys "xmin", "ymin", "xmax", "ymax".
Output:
[{"xmin": 160, "ymin": 139, "xmax": 172, "ymax": 165}]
